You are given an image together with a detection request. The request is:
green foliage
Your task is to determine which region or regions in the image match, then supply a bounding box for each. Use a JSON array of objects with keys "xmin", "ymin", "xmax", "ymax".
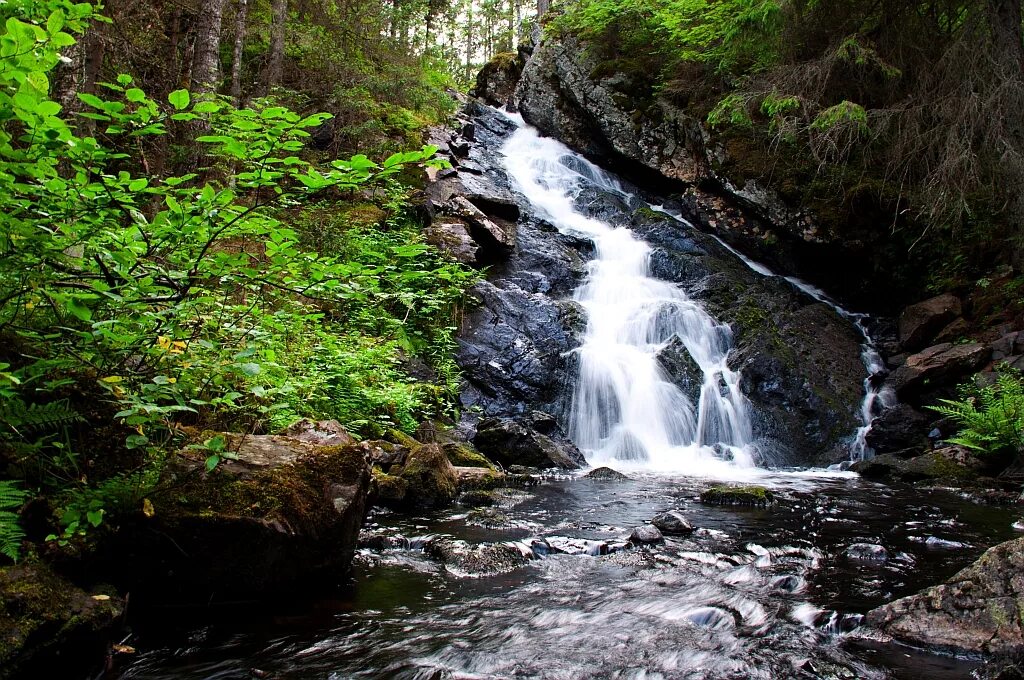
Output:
[
  {"xmin": 810, "ymin": 100, "xmax": 869, "ymax": 135},
  {"xmin": 0, "ymin": 481, "xmax": 29, "ymax": 562},
  {"xmin": 0, "ymin": 7, "xmax": 473, "ymax": 548},
  {"xmin": 929, "ymin": 367, "xmax": 1024, "ymax": 456},
  {"xmin": 707, "ymin": 93, "xmax": 752, "ymax": 129}
]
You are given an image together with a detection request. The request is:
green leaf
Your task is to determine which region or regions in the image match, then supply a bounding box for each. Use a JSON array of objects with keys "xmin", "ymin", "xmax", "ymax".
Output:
[{"xmin": 168, "ymin": 89, "xmax": 190, "ymax": 110}]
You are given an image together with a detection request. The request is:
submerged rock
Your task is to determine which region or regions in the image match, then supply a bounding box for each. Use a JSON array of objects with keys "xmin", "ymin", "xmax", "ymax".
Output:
[
  {"xmin": 0, "ymin": 564, "xmax": 124, "ymax": 679},
  {"xmin": 867, "ymin": 537, "xmax": 1024, "ymax": 654},
  {"xmin": 473, "ymin": 416, "xmax": 586, "ymax": 469},
  {"xmin": 844, "ymin": 543, "xmax": 889, "ymax": 562},
  {"xmin": 700, "ymin": 485, "xmax": 776, "ymax": 506},
  {"xmin": 584, "ymin": 466, "xmax": 631, "ymax": 480},
  {"xmin": 651, "ymin": 510, "xmax": 694, "ymax": 535},
  {"xmin": 425, "ymin": 538, "xmax": 530, "ymax": 576}
]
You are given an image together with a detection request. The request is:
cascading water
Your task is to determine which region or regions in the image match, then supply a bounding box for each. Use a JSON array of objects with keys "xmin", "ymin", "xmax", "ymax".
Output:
[{"xmin": 500, "ymin": 117, "xmax": 757, "ymax": 471}]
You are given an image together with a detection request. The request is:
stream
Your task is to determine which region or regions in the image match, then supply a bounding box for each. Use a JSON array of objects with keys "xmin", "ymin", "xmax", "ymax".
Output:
[{"xmin": 118, "ymin": 112, "xmax": 1020, "ymax": 679}]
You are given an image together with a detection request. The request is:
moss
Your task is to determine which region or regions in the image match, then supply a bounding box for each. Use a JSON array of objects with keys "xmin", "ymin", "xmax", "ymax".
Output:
[
  {"xmin": 700, "ymin": 485, "xmax": 775, "ymax": 506},
  {"xmin": 457, "ymin": 470, "xmax": 506, "ymax": 491},
  {"xmin": 399, "ymin": 443, "xmax": 457, "ymax": 508},
  {"xmin": 371, "ymin": 468, "xmax": 408, "ymax": 505},
  {"xmin": 488, "ymin": 51, "xmax": 520, "ymax": 70},
  {"xmin": 442, "ymin": 442, "xmax": 494, "ymax": 468},
  {"xmin": 386, "ymin": 429, "xmax": 422, "ymax": 451},
  {"xmin": 903, "ymin": 452, "xmax": 979, "ymax": 483}
]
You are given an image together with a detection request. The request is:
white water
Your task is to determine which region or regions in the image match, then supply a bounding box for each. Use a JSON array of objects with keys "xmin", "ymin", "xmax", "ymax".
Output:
[
  {"xmin": 500, "ymin": 118, "xmax": 758, "ymax": 473},
  {"xmin": 649, "ymin": 205, "xmax": 895, "ymax": 460}
]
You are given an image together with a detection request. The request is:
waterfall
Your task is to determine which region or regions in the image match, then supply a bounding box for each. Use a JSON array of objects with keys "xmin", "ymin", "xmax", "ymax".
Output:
[{"xmin": 500, "ymin": 118, "xmax": 757, "ymax": 472}]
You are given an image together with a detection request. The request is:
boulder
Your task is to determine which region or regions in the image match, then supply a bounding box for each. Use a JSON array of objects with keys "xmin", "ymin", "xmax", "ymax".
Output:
[
  {"xmin": 655, "ymin": 334, "xmax": 704, "ymax": 403},
  {"xmin": 864, "ymin": 404, "xmax": 931, "ymax": 455},
  {"xmin": 886, "ymin": 343, "xmax": 991, "ymax": 399},
  {"xmin": 0, "ymin": 564, "xmax": 123, "ymax": 679},
  {"xmin": 425, "ymin": 538, "xmax": 530, "ymax": 576},
  {"xmin": 851, "ymin": 446, "xmax": 983, "ymax": 484},
  {"xmin": 472, "ymin": 52, "xmax": 524, "ymax": 108},
  {"xmin": 473, "ymin": 416, "xmax": 586, "ymax": 470},
  {"xmin": 699, "ymin": 485, "xmax": 775, "ymax": 506},
  {"xmin": 629, "ymin": 525, "xmax": 665, "ymax": 545},
  {"xmin": 91, "ymin": 427, "xmax": 371, "ymax": 604},
  {"xmin": 651, "ymin": 510, "xmax": 694, "ymax": 535},
  {"xmin": 441, "ymin": 442, "xmax": 494, "ymax": 468},
  {"xmin": 453, "ymin": 466, "xmax": 506, "ymax": 491},
  {"xmin": 584, "ymin": 466, "xmax": 631, "ymax": 480},
  {"xmin": 399, "ymin": 443, "xmax": 459, "ymax": 508},
  {"xmin": 424, "ymin": 217, "xmax": 479, "ymax": 265},
  {"xmin": 898, "ymin": 294, "xmax": 962, "ymax": 351},
  {"xmin": 845, "ymin": 543, "xmax": 889, "ymax": 562},
  {"xmin": 371, "ymin": 469, "xmax": 408, "ymax": 506},
  {"xmin": 867, "ymin": 537, "xmax": 1024, "ymax": 654}
]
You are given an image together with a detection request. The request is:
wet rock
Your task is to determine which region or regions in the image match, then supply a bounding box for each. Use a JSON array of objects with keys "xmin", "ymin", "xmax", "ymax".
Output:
[
  {"xmin": 365, "ymin": 439, "xmax": 409, "ymax": 468},
  {"xmin": 400, "ymin": 443, "xmax": 459, "ymax": 508},
  {"xmin": 453, "ymin": 466, "xmax": 506, "ymax": 491},
  {"xmin": 655, "ymin": 334, "xmax": 703, "ymax": 402},
  {"xmin": 0, "ymin": 564, "xmax": 124, "ymax": 679},
  {"xmin": 851, "ymin": 446, "xmax": 982, "ymax": 484},
  {"xmin": 898, "ymin": 294, "xmax": 962, "ymax": 351},
  {"xmin": 866, "ymin": 536, "xmax": 1024, "ymax": 654},
  {"xmin": 474, "ymin": 417, "xmax": 586, "ymax": 469},
  {"xmin": 425, "ymin": 538, "xmax": 530, "ymax": 575},
  {"xmin": 547, "ymin": 536, "xmax": 608, "ymax": 556},
  {"xmin": 459, "ymin": 489, "xmax": 497, "ymax": 507},
  {"xmin": 629, "ymin": 525, "xmax": 665, "ymax": 545},
  {"xmin": 845, "ymin": 543, "xmax": 889, "ymax": 562},
  {"xmin": 92, "ymin": 432, "xmax": 371, "ymax": 603},
  {"xmin": 424, "ymin": 217, "xmax": 479, "ymax": 265},
  {"xmin": 886, "ymin": 342, "xmax": 991, "ymax": 400},
  {"xmin": 864, "ymin": 404, "xmax": 931, "ymax": 455},
  {"xmin": 849, "ymin": 453, "xmax": 907, "ymax": 480},
  {"xmin": 584, "ymin": 466, "xmax": 631, "ymax": 480},
  {"xmin": 651, "ymin": 510, "xmax": 694, "ymax": 535},
  {"xmin": 465, "ymin": 507, "xmax": 513, "ymax": 529},
  {"xmin": 700, "ymin": 485, "xmax": 775, "ymax": 506}
]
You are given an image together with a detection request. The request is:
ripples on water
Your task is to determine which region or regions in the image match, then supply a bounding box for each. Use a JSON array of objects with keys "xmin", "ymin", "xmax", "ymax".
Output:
[{"xmin": 120, "ymin": 471, "xmax": 1017, "ymax": 680}]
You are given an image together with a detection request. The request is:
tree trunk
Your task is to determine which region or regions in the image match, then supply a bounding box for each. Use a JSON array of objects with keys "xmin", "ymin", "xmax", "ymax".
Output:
[
  {"xmin": 265, "ymin": 0, "xmax": 287, "ymax": 90},
  {"xmin": 230, "ymin": 0, "xmax": 249, "ymax": 103},
  {"xmin": 465, "ymin": 1, "xmax": 474, "ymax": 82},
  {"xmin": 191, "ymin": 0, "xmax": 227, "ymax": 94},
  {"xmin": 988, "ymin": 0, "xmax": 1024, "ymax": 73},
  {"xmin": 538, "ymin": 0, "xmax": 550, "ymax": 18}
]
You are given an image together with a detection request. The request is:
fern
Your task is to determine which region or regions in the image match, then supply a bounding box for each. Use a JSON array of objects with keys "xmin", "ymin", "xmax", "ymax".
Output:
[
  {"xmin": 929, "ymin": 367, "xmax": 1024, "ymax": 456},
  {"xmin": 0, "ymin": 398, "xmax": 83, "ymax": 437},
  {"xmin": 0, "ymin": 480, "xmax": 29, "ymax": 562}
]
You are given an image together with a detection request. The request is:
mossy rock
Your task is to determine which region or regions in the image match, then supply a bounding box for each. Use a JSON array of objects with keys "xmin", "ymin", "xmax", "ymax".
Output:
[
  {"xmin": 700, "ymin": 485, "xmax": 775, "ymax": 506},
  {"xmin": 371, "ymin": 468, "xmax": 408, "ymax": 506},
  {"xmin": 455, "ymin": 468, "xmax": 507, "ymax": 491},
  {"xmin": 0, "ymin": 563, "xmax": 123, "ymax": 679},
  {"xmin": 442, "ymin": 442, "xmax": 495, "ymax": 468},
  {"xmin": 386, "ymin": 429, "xmax": 422, "ymax": 452},
  {"xmin": 459, "ymin": 490, "xmax": 497, "ymax": 507},
  {"xmin": 399, "ymin": 443, "xmax": 458, "ymax": 508}
]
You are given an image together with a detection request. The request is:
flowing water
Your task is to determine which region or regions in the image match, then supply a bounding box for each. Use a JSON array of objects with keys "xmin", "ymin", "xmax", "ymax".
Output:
[
  {"xmin": 501, "ymin": 119, "xmax": 755, "ymax": 472},
  {"xmin": 116, "ymin": 116, "xmax": 1019, "ymax": 680}
]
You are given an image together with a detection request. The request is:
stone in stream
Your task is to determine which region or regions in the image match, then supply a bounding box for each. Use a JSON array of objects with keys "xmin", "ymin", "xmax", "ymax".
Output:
[
  {"xmin": 867, "ymin": 536, "xmax": 1024, "ymax": 654},
  {"xmin": 473, "ymin": 416, "xmax": 586, "ymax": 470},
  {"xmin": 584, "ymin": 466, "xmax": 631, "ymax": 480},
  {"xmin": 699, "ymin": 485, "xmax": 775, "ymax": 506},
  {"xmin": 651, "ymin": 510, "xmax": 694, "ymax": 535},
  {"xmin": 844, "ymin": 543, "xmax": 889, "ymax": 562},
  {"xmin": 425, "ymin": 538, "xmax": 530, "ymax": 576},
  {"xmin": 399, "ymin": 443, "xmax": 459, "ymax": 508},
  {"xmin": 628, "ymin": 525, "xmax": 665, "ymax": 545},
  {"xmin": 89, "ymin": 423, "xmax": 371, "ymax": 604}
]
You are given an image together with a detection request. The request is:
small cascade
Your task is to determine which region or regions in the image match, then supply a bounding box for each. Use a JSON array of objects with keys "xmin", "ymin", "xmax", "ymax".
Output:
[
  {"xmin": 649, "ymin": 205, "xmax": 894, "ymax": 461},
  {"xmin": 500, "ymin": 118, "xmax": 757, "ymax": 472}
]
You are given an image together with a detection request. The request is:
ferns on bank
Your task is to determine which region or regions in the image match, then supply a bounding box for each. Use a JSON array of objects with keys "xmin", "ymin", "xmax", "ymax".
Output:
[
  {"xmin": 929, "ymin": 367, "xmax": 1024, "ymax": 456},
  {"xmin": 0, "ymin": 399, "xmax": 82, "ymax": 438},
  {"xmin": 0, "ymin": 481, "xmax": 29, "ymax": 562}
]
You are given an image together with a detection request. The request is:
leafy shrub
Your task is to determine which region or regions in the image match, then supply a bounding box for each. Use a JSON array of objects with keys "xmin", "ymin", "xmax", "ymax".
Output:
[{"xmin": 930, "ymin": 367, "xmax": 1024, "ymax": 457}]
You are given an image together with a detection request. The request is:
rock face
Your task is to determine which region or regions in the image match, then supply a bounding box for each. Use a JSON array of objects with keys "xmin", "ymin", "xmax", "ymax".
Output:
[
  {"xmin": 474, "ymin": 415, "xmax": 586, "ymax": 469},
  {"xmin": 898, "ymin": 294, "xmax": 963, "ymax": 351},
  {"xmin": 867, "ymin": 537, "xmax": 1024, "ymax": 654},
  {"xmin": 92, "ymin": 423, "xmax": 371, "ymax": 603},
  {"xmin": 0, "ymin": 564, "xmax": 124, "ymax": 679}
]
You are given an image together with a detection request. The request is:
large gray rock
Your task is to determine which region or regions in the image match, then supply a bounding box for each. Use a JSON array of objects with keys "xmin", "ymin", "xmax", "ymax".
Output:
[
  {"xmin": 898, "ymin": 294, "xmax": 962, "ymax": 351},
  {"xmin": 472, "ymin": 52, "xmax": 524, "ymax": 108},
  {"xmin": 474, "ymin": 416, "xmax": 586, "ymax": 469},
  {"xmin": 93, "ymin": 425, "xmax": 371, "ymax": 603},
  {"xmin": 886, "ymin": 342, "xmax": 991, "ymax": 399},
  {"xmin": 864, "ymin": 403, "xmax": 931, "ymax": 455},
  {"xmin": 867, "ymin": 537, "xmax": 1024, "ymax": 654}
]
